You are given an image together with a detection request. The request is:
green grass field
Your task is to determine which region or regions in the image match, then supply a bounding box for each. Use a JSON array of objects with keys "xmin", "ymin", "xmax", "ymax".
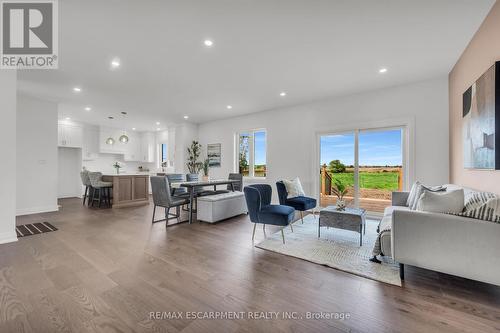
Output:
[{"xmin": 331, "ymin": 172, "xmax": 399, "ymax": 190}]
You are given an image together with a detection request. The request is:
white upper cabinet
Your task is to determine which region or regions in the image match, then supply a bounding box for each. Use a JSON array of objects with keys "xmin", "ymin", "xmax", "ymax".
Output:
[
  {"xmin": 140, "ymin": 132, "xmax": 156, "ymax": 163},
  {"xmin": 123, "ymin": 132, "xmax": 141, "ymax": 161},
  {"xmin": 82, "ymin": 125, "xmax": 99, "ymax": 160},
  {"xmin": 58, "ymin": 123, "xmax": 83, "ymax": 148}
]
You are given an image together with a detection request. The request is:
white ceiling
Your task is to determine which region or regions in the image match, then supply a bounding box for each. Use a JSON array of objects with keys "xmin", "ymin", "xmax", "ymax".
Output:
[{"xmin": 18, "ymin": 0, "xmax": 495, "ymax": 131}]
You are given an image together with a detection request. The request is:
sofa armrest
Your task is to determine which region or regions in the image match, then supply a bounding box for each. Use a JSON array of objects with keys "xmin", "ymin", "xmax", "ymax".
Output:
[
  {"xmin": 391, "ymin": 191, "xmax": 409, "ymax": 206},
  {"xmin": 392, "ymin": 209, "xmax": 500, "ymax": 286}
]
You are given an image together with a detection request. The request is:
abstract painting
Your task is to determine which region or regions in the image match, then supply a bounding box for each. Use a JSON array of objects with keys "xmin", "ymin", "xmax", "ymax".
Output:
[
  {"xmin": 207, "ymin": 143, "xmax": 221, "ymax": 167},
  {"xmin": 463, "ymin": 61, "xmax": 500, "ymax": 170}
]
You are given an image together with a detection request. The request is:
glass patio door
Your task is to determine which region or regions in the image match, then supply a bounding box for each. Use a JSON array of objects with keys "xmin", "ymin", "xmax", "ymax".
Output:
[{"xmin": 320, "ymin": 127, "xmax": 404, "ymax": 214}]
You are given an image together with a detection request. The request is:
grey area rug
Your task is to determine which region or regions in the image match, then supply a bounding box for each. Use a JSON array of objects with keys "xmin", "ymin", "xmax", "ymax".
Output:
[{"xmin": 255, "ymin": 214, "xmax": 401, "ymax": 286}]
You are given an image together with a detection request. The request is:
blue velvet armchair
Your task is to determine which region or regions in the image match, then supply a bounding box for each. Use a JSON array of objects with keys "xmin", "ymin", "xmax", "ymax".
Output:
[
  {"xmin": 244, "ymin": 184, "xmax": 295, "ymax": 243},
  {"xmin": 276, "ymin": 181, "xmax": 317, "ymax": 223}
]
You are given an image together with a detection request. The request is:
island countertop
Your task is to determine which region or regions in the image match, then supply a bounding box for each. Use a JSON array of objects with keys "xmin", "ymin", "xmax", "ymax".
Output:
[{"xmin": 101, "ymin": 174, "xmax": 150, "ymax": 208}]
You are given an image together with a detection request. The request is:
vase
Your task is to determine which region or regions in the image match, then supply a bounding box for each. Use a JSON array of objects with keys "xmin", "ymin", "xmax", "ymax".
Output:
[
  {"xmin": 116, "ymin": 168, "xmax": 120, "ymax": 175},
  {"xmin": 336, "ymin": 200, "xmax": 346, "ymax": 211},
  {"xmin": 202, "ymin": 175, "xmax": 209, "ymax": 181}
]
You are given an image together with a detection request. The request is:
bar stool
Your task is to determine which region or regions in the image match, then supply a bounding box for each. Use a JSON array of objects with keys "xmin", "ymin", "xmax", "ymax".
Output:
[
  {"xmin": 88, "ymin": 172, "xmax": 113, "ymax": 208},
  {"xmin": 80, "ymin": 170, "xmax": 93, "ymax": 205}
]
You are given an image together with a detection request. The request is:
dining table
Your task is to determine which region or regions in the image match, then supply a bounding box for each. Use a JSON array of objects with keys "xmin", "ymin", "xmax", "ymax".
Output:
[{"xmin": 170, "ymin": 179, "xmax": 241, "ymax": 224}]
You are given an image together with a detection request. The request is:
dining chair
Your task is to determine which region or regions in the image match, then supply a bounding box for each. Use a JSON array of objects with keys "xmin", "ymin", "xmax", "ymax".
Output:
[
  {"xmin": 150, "ymin": 176, "xmax": 190, "ymax": 226},
  {"xmin": 88, "ymin": 172, "xmax": 113, "ymax": 208},
  {"xmin": 276, "ymin": 180, "xmax": 317, "ymax": 223}
]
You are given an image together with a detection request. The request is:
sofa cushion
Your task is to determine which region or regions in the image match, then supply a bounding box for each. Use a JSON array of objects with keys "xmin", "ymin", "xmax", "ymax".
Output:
[
  {"xmin": 406, "ymin": 181, "xmax": 421, "ymax": 207},
  {"xmin": 285, "ymin": 196, "xmax": 316, "ymax": 211},
  {"xmin": 383, "ymin": 205, "xmax": 410, "ymax": 217},
  {"xmin": 416, "ymin": 189, "xmax": 464, "ymax": 214}
]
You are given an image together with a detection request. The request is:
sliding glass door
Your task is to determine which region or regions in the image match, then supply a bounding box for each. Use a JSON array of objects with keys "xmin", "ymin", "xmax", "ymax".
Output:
[{"xmin": 320, "ymin": 127, "xmax": 404, "ymax": 214}]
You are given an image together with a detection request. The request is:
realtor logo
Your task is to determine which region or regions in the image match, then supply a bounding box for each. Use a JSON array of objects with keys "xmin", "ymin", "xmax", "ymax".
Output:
[{"xmin": 1, "ymin": 0, "xmax": 58, "ymax": 69}]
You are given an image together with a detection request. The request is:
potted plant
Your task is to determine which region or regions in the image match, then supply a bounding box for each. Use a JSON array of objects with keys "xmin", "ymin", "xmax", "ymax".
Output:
[
  {"xmin": 113, "ymin": 161, "xmax": 123, "ymax": 174},
  {"xmin": 186, "ymin": 141, "xmax": 203, "ymax": 174},
  {"xmin": 331, "ymin": 178, "xmax": 348, "ymax": 211},
  {"xmin": 202, "ymin": 158, "xmax": 210, "ymax": 181}
]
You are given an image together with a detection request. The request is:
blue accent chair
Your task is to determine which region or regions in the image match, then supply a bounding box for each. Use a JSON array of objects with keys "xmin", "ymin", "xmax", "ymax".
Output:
[
  {"xmin": 276, "ymin": 181, "xmax": 317, "ymax": 223},
  {"xmin": 244, "ymin": 184, "xmax": 295, "ymax": 243}
]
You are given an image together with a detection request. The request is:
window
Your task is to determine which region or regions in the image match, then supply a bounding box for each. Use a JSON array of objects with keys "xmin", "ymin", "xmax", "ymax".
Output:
[
  {"xmin": 160, "ymin": 143, "xmax": 168, "ymax": 165},
  {"xmin": 237, "ymin": 129, "xmax": 266, "ymax": 177}
]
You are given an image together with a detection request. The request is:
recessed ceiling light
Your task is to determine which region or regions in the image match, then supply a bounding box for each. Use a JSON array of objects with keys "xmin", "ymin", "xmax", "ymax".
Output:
[
  {"xmin": 156, "ymin": 121, "xmax": 160, "ymax": 125},
  {"xmin": 108, "ymin": 116, "xmax": 114, "ymax": 119},
  {"xmin": 73, "ymin": 87, "xmax": 81, "ymax": 92},
  {"xmin": 132, "ymin": 127, "xmax": 136, "ymax": 131},
  {"xmin": 204, "ymin": 39, "xmax": 213, "ymax": 47},
  {"xmin": 183, "ymin": 115, "xmax": 189, "ymax": 119},
  {"xmin": 226, "ymin": 105, "xmax": 232, "ymax": 109},
  {"xmin": 84, "ymin": 106, "xmax": 91, "ymax": 111},
  {"xmin": 121, "ymin": 111, "xmax": 127, "ymax": 115},
  {"xmin": 65, "ymin": 117, "xmax": 71, "ymax": 120},
  {"xmin": 111, "ymin": 58, "xmax": 121, "ymax": 68},
  {"xmin": 156, "ymin": 128, "xmax": 161, "ymax": 131},
  {"xmin": 279, "ymin": 91, "xmax": 287, "ymax": 97},
  {"xmin": 379, "ymin": 68, "xmax": 388, "ymax": 73}
]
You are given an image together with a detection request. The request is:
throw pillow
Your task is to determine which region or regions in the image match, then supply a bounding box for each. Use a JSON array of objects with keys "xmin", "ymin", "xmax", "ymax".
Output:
[
  {"xmin": 464, "ymin": 191, "xmax": 497, "ymax": 211},
  {"xmin": 409, "ymin": 183, "xmax": 447, "ymax": 210},
  {"xmin": 282, "ymin": 177, "xmax": 305, "ymax": 198},
  {"xmin": 416, "ymin": 189, "xmax": 465, "ymax": 214},
  {"xmin": 459, "ymin": 197, "xmax": 500, "ymax": 223},
  {"xmin": 406, "ymin": 181, "xmax": 421, "ymax": 207}
]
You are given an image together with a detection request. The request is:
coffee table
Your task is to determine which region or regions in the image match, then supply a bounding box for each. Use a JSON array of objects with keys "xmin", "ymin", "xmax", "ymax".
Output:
[{"xmin": 318, "ymin": 206, "xmax": 366, "ymax": 246}]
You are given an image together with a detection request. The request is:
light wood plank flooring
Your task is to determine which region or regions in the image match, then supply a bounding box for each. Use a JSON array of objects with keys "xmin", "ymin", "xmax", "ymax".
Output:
[{"xmin": 1, "ymin": 198, "xmax": 500, "ymax": 332}]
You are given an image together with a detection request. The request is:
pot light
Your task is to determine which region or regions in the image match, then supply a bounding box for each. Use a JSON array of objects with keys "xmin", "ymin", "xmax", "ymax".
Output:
[
  {"xmin": 379, "ymin": 68, "xmax": 388, "ymax": 73},
  {"xmin": 132, "ymin": 127, "xmax": 136, "ymax": 131},
  {"xmin": 226, "ymin": 105, "xmax": 232, "ymax": 109},
  {"xmin": 111, "ymin": 58, "xmax": 121, "ymax": 68},
  {"xmin": 73, "ymin": 87, "xmax": 81, "ymax": 92},
  {"xmin": 279, "ymin": 91, "xmax": 287, "ymax": 97},
  {"xmin": 156, "ymin": 128, "xmax": 161, "ymax": 131},
  {"xmin": 183, "ymin": 115, "xmax": 189, "ymax": 119},
  {"xmin": 204, "ymin": 39, "xmax": 213, "ymax": 47},
  {"xmin": 84, "ymin": 106, "xmax": 91, "ymax": 111},
  {"xmin": 65, "ymin": 117, "xmax": 71, "ymax": 120},
  {"xmin": 156, "ymin": 121, "xmax": 160, "ymax": 125}
]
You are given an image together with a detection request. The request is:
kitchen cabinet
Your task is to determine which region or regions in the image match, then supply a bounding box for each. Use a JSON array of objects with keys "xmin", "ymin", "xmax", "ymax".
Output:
[
  {"xmin": 82, "ymin": 126, "xmax": 99, "ymax": 160},
  {"xmin": 58, "ymin": 123, "xmax": 83, "ymax": 148},
  {"xmin": 140, "ymin": 132, "xmax": 156, "ymax": 163},
  {"xmin": 124, "ymin": 133, "xmax": 141, "ymax": 161}
]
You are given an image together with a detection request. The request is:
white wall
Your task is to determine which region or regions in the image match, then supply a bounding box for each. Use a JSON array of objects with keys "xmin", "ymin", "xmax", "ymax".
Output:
[
  {"xmin": 174, "ymin": 123, "xmax": 199, "ymax": 173},
  {"xmin": 198, "ymin": 77, "xmax": 449, "ymax": 201},
  {"xmin": 17, "ymin": 94, "xmax": 59, "ymax": 216},
  {"xmin": 58, "ymin": 147, "xmax": 82, "ymax": 198},
  {"xmin": 0, "ymin": 71, "xmax": 17, "ymax": 244}
]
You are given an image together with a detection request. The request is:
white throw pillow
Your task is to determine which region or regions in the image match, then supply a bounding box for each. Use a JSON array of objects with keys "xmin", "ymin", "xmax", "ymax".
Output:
[
  {"xmin": 406, "ymin": 181, "xmax": 421, "ymax": 208},
  {"xmin": 416, "ymin": 189, "xmax": 464, "ymax": 214},
  {"xmin": 282, "ymin": 177, "xmax": 305, "ymax": 198}
]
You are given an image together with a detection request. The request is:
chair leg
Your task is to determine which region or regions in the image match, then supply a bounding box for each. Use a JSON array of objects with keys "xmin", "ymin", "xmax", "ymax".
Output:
[
  {"xmin": 83, "ymin": 186, "xmax": 88, "ymax": 205},
  {"xmin": 399, "ymin": 263, "xmax": 405, "ymax": 280},
  {"xmin": 300, "ymin": 211, "xmax": 304, "ymax": 224},
  {"xmin": 252, "ymin": 223, "xmax": 257, "ymax": 241},
  {"xmin": 165, "ymin": 207, "xmax": 170, "ymax": 227},
  {"xmin": 88, "ymin": 187, "xmax": 94, "ymax": 206},
  {"xmin": 290, "ymin": 222, "xmax": 293, "ymax": 232},
  {"xmin": 281, "ymin": 229, "xmax": 285, "ymax": 244},
  {"xmin": 176, "ymin": 206, "xmax": 181, "ymax": 223},
  {"xmin": 98, "ymin": 188, "xmax": 103, "ymax": 208},
  {"xmin": 152, "ymin": 205, "xmax": 156, "ymax": 224}
]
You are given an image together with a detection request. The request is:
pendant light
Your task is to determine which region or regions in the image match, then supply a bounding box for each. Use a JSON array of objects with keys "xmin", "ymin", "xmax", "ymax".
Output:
[
  {"xmin": 106, "ymin": 137, "xmax": 115, "ymax": 145},
  {"xmin": 119, "ymin": 134, "xmax": 129, "ymax": 143}
]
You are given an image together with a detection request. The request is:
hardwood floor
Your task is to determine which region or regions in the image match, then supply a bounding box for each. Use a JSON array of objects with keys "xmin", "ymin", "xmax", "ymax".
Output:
[{"xmin": 1, "ymin": 198, "xmax": 500, "ymax": 332}]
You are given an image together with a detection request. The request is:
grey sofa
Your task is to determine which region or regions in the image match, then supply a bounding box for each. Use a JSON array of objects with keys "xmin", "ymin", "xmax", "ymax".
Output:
[{"xmin": 379, "ymin": 184, "xmax": 500, "ymax": 286}]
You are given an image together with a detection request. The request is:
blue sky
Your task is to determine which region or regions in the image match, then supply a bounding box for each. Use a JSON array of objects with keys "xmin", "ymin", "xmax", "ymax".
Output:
[
  {"xmin": 320, "ymin": 130, "xmax": 402, "ymax": 166},
  {"xmin": 254, "ymin": 131, "xmax": 266, "ymax": 165}
]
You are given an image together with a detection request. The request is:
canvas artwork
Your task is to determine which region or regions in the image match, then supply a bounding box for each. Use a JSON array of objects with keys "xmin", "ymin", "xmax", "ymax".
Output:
[
  {"xmin": 207, "ymin": 143, "xmax": 221, "ymax": 167},
  {"xmin": 463, "ymin": 62, "xmax": 500, "ymax": 170}
]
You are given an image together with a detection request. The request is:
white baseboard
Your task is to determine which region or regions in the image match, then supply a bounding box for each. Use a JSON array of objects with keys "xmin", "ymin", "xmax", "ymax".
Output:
[
  {"xmin": 16, "ymin": 205, "xmax": 59, "ymax": 216},
  {"xmin": 0, "ymin": 231, "xmax": 18, "ymax": 244}
]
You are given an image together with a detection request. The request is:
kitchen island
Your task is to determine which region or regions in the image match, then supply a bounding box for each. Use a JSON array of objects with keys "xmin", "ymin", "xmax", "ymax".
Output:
[{"xmin": 102, "ymin": 174, "xmax": 150, "ymax": 208}]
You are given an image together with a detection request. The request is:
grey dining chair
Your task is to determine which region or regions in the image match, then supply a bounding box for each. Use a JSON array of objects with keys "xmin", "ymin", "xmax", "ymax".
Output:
[
  {"xmin": 166, "ymin": 174, "xmax": 189, "ymax": 197},
  {"xmin": 150, "ymin": 176, "xmax": 190, "ymax": 226},
  {"xmin": 88, "ymin": 172, "xmax": 113, "ymax": 208},
  {"xmin": 80, "ymin": 170, "xmax": 93, "ymax": 205},
  {"xmin": 214, "ymin": 173, "xmax": 243, "ymax": 194}
]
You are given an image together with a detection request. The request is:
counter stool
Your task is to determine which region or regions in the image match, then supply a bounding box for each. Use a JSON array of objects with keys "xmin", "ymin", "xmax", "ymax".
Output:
[
  {"xmin": 88, "ymin": 172, "xmax": 113, "ymax": 208},
  {"xmin": 80, "ymin": 170, "xmax": 93, "ymax": 205}
]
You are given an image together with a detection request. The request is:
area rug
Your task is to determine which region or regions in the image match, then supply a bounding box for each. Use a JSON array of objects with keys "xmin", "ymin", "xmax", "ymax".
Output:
[
  {"xmin": 255, "ymin": 215, "xmax": 401, "ymax": 286},
  {"xmin": 16, "ymin": 222, "xmax": 58, "ymax": 238}
]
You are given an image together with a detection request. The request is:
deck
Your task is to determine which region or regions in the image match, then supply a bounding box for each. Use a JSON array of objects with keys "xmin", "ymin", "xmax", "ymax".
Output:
[{"xmin": 320, "ymin": 194, "xmax": 390, "ymax": 214}]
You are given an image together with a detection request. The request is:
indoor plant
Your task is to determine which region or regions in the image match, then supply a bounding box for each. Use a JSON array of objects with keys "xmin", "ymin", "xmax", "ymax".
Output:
[
  {"xmin": 332, "ymin": 178, "xmax": 348, "ymax": 211},
  {"xmin": 202, "ymin": 158, "xmax": 210, "ymax": 181},
  {"xmin": 113, "ymin": 161, "xmax": 123, "ymax": 174},
  {"xmin": 186, "ymin": 141, "xmax": 203, "ymax": 174}
]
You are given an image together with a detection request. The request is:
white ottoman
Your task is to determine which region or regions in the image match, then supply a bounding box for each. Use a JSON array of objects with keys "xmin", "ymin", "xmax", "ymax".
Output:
[{"xmin": 197, "ymin": 191, "xmax": 247, "ymax": 223}]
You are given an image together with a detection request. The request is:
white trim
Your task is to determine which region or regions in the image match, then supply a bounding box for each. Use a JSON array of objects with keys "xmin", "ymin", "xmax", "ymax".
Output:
[
  {"xmin": 312, "ymin": 117, "xmax": 415, "ymax": 213},
  {"xmin": 16, "ymin": 205, "xmax": 59, "ymax": 216},
  {"xmin": 0, "ymin": 231, "xmax": 18, "ymax": 244}
]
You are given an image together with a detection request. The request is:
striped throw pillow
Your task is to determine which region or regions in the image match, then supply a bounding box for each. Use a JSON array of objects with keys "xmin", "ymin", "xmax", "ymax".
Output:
[
  {"xmin": 459, "ymin": 197, "xmax": 500, "ymax": 223},
  {"xmin": 464, "ymin": 191, "xmax": 497, "ymax": 211}
]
